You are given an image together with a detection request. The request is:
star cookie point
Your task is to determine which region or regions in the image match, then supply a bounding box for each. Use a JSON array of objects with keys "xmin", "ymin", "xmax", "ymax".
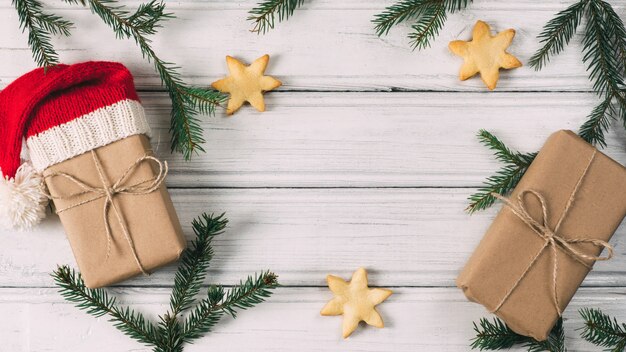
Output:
[
  {"xmin": 449, "ymin": 21, "xmax": 522, "ymax": 90},
  {"xmin": 211, "ymin": 54, "xmax": 282, "ymax": 115},
  {"xmin": 321, "ymin": 268, "xmax": 392, "ymax": 338}
]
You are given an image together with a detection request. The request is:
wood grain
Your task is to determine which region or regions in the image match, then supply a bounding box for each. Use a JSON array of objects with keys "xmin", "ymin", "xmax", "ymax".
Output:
[
  {"xmin": 0, "ymin": 286, "xmax": 621, "ymax": 352},
  {"xmin": 2, "ymin": 188, "xmax": 624, "ymax": 288},
  {"xmin": 1, "ymin": 0, "xmax": 620, "ymax": 91},
  {"xmin": 140, "ymin": 92, "xmax": 626, "ymax": 188},
  {"xmin": 2, "ymin": 1, "xmax": 626, "ymax": 350}
]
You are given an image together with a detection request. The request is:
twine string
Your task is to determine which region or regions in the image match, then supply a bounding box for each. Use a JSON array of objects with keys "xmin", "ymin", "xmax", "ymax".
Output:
[
  {"xmin": 490, "ymin": 150, "xmax": 613, "ymax": 316},
  {"xmin": 45, "ymin": 151, "xmax": 169, "ymax": 275}
]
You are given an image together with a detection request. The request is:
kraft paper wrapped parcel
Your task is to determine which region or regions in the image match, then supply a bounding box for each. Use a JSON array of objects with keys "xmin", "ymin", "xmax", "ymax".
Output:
[
  {"xmin": 457, "ymin": 130, "xmax": 626, "ymax": 340},
  {"xmin": 0, "ymin": 61, "xmax": 186, "ymax": 288}
]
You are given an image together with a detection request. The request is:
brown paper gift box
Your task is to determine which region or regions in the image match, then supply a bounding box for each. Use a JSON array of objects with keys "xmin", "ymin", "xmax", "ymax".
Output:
[
  {"xmin": 43, "ymin": 134, "xmax": 187, "ymax": 288},
  {"xmin": 457, "ymin": 130, "xmax": 626, "ymax": 341}
]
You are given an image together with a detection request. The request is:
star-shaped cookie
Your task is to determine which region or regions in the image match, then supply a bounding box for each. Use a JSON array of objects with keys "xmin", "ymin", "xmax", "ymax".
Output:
[
  {"xmin": 321, "ymin": 268, "xmax": 392, "ymax": 338},
  {"xmin": 449, "ymin": 20, "xmax": 522, "ymax": 90},
  {"xmin": 211, "ymin": 54, "xmax": 282, "ymax": 115}
]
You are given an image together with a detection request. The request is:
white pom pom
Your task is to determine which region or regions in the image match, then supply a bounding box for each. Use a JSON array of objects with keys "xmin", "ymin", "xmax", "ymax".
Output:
[{"xmin": 0, "ymin": 163, "xmax": 49, "ymax": 230}]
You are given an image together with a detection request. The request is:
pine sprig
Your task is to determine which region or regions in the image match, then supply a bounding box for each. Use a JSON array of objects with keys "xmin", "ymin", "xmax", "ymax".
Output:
[
  {"xmin": 13, "ymin": 0, "xmax": 74, "ymax": 68},
  {"xmin": 526, "ymin": 319, "xmax": 566, "ymax": 352},
  {"xmin": 579, "ymin": 95, "xmax": 616, "ymax": 147},
  {"xmin": 373, "ymin": 0, "xmax": 472, "ymax": 50},
  {"xmin": 61, "ymin": 0, "xmax": 227, "ymax": 160},
  {"xmin": 583, "ymin": 1, "xmax": 626, "ymax": 98},
  {"xmin": 471, "ymin": 317, "xmax": 565, "ymax": 351},
  {"xmin": 471, "ymin": 317, "xmax": 529, "ymax": 350},
  {"xmin": 466, "ymin": 130, "xmax": 536, "ymax": 213},
  {"xmin": 529, "ymin": 0, "xmax": 626, "ymax": 148},
  {"xmin": 52, "ymin": 266, "xmax": 162, "ymax": 348},
  {"xmin": 182, "ymin": 271, "xmax": 279, "ymax": 342},
  {"xmin": 473, "ymin": 0, "xmax": 626, "ymax": 212},
  {"xmin": 157, "ymin": 313, "xmax": 184, "ymax": 352},
  {"xmin": 528, "ymin": 0, "xmax": 588, "ymax": 70},
  {"xmin": 579, "ymin": 308, "xmax": 626, "ymax": 351},
  {"xmin": 373, "ymin": 0, "xmax": 430, "ymax": 37},
  {"xmin": 408, "ymin": 1, "xmax": 447, "ymax": 50},
  {"xmin": 248, "ymin": 0, "xmax": 305, "ymax": 34},
  {"xmin": 169, "ymin": 213, "xmax": 227, "ymax": 315},
  {"xmin": 52, "ymin": 213, "xmax": 277, "ymax": 352}
]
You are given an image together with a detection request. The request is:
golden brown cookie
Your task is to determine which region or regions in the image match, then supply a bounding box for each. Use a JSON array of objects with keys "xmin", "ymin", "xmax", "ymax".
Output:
[
  {"xmin": 320, "ymin": 268, "xmax": 392, "ymax": 338},
  {"xmin": 211, "ymin": 54, "xmax": 282, "ymax": 115},
  {"xmin": 449, "ymin": 20, "xmax": 522, "ymax": 90}
]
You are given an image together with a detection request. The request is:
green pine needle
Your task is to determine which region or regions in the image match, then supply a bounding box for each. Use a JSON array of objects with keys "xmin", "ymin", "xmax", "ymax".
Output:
[
  {"xmin": 530, "ymin": 0, "xmax": 626, "ymax": 147},
  {"xmin": 471, "ymin": 317, "xmax": 528, "ymax": 350},
  {"xmin": 182, "ymin": 271, "xmax": 279, "ymax": 342},
  {"xmin": 528, "ymin": 0, "xmax": 588, "ymax": 70},
  {"xmin": 373, "ymin": 0, "xmax": 472, "ymax": 50},
  {"xmin": 466, "ymin": 130, "xmax": 536, "ymax": 213},
  {"xmin": 169, "ymin": 213, "xmax": 227, "ymax": 315},
  {"xmin": 62, "ymin": 0, "xmax": 227, "ymax": 160},
  {"xmin": 578, "ymin": 94, "xmax": 616, "ymax": 147},
  {"xmin": 408, "ymin": 2, "xmax": 447, "ymax": 50},
  {"xmin": 579, "ymin": 0, "xmax": 626, "ymax": 146},
  {"xmin": 13, "ymin": 0, "xmax": 74, "ymax": 68},
  {"xmin": 248, "ymin": 0, "xmax": 305, "ymax": 34},
  {"xmin": 579, "ymin": 308, "xmax": 626, "ymax": 352},
  {"xmin": 157, "ymin": 313, "xmax": 184, "ymax": 352},
  {"xmin": 373, "ymin": 0, "xmax": 431, "ymax": 37},
  {"xmin": 476, "ymin": 0, "xmax": 625, "ymax": 213},
  {"xmin": 471, "ymin": 317, "xmax": 565, "ymax": 351},
  {"xmin": 52, "ymin": 266, "xmax": 162, "ymax": 348},
  {"xmin": 51, "ymin": 213, "xmax": 277, "ymax": 352},
  {"xmin": 583, "ymin": 0, "xmax": 626, "ymax": 98}
]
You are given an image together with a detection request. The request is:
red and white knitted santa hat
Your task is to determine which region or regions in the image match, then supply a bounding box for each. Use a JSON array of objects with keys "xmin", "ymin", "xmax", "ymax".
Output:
[{"xmin": 0, "ymin": 61, "xmax": 150, "ymax": 230}]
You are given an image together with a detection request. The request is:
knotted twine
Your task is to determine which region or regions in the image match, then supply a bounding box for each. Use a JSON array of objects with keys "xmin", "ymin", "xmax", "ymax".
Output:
[
  {"xmin": 45, "ymin": 150, "xmax": 168, "ymax": 275},
  {"xmin": 489, "ymin": 149, "xmax": 614, "ymax": 316}
]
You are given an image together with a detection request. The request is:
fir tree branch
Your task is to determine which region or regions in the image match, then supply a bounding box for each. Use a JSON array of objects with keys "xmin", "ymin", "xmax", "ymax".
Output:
[
  {"xmin": 13, "ymin": 0, "xmax": 74, "ymax": 68},
  {"xmin": 471, "ymin": 317, "xmax": 528, "ymax": 350},
  {"xmin": 169, "ymin": 213, "xmax": 227, "ymax": 315},
  {"xmin": 373, "ymin": 0, "xmax": 472, "ymax": 50},
  {"xmin": 63, "ymin": 0, "xmax": 227, "ymax": 160},
  {"xmin": 528, "ymin": 0, "xmax": 589, "ymax": 70},
  {"xmin": 579, "ymin": 308, "xmax": 626, "ymax": 352},
  {"xmin": 583, "ymin": 0, "xmax": 626, "ymax": 99},
  {"xmin": 182, "ymin": 271, "xmax": 279, "ymax": 342},
  {"xmin": 248, "ymin": 0, "xmax": 305, "ymax": 34},
  {"xmin": 578, "ymin": 94, "xmax": 616, "ymax": 147},
  {"xmin": 373, "ymin": 0, "xmax": 430, "ymax": 37},
  {"xmin": 525, "ymin": 319, "xmax": 566, "ymax": 352},
  {"xmin": 466, "ymin": 130, "xmax": 536, "ymax": 213},
  {"xmin": 580, "ymin": 0, "xmax": 626, "ymax": 146},
  {"xmin": 51, "ymin": 266, "xmax": 163, "ymax": 349},
  {"xmin": 157, "ymin": 313, "xmax": 184, "ymax": 352},
  {"xmin": 598, "ymin": 1, "xmax": 626, "ymax": 68},
  {"xmin": 408, "ymin": 1, "xmax": 447, "ymax": 50},
  {"xmin": 53, "ymin": 213, "xmax": 277, "ymax": 351},
  {"xmin": 471, "ymin": 317, "xmax": 565, "ymax": 351},
  {"xmin": 475, "ymin": 0, "xmax": 626, "ymax": 212}
]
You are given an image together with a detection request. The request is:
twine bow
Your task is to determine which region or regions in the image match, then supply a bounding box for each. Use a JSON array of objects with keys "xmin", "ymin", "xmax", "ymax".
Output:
[
  {"xmin": 45, "ymin": 150, "xmax": 169, "ymax": 275},
  {"xmin": 490, "ymin": 150, "xmax": 613, "ymax": 316}
]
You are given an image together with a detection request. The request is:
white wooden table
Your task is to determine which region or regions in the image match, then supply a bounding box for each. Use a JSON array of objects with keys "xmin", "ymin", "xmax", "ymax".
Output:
[{"xmin": 2, "ymin": 1, "xmax": 626, "ymax": 351}]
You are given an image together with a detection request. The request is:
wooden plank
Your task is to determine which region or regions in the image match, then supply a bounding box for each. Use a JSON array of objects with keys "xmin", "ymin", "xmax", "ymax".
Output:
[
  {"xmin": 136, "ymin": 92, "xmax": 625, "ymax": 188},
  {"xmin": 0, "ymin": 286, "xmax": 621, "ymax": 351},
  {"xmin": 0, "ymin": 1, "xmax": 616, "ymax": 91},
  {"xmin": 2, "ymin": 188, "xmax": 625, "ymax": 288}
]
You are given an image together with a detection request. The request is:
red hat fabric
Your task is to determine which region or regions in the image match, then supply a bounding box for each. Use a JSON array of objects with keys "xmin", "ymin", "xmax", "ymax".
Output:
[{"xmin": 0, "ymin": 61, "xmax": 150, "ymax": 178}]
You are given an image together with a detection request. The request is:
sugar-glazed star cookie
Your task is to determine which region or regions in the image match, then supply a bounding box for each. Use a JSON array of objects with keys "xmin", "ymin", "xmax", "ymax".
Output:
[
  {"xmin": 211, "ymin": 54, "xmax": 282, "ymax": 115},
  {"xmin": 321, "ymin": 268, "xmax": 392, "ymax": 338},
  {"xmin": 449, "ymin": 20, "xmax": 522, "ymax": 90}
]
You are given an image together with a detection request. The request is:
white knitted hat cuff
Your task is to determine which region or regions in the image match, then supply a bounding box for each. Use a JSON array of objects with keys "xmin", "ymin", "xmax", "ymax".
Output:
[{"xmin": 26, "ymin": 99, "xmax": 151, "ymax": 172}]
